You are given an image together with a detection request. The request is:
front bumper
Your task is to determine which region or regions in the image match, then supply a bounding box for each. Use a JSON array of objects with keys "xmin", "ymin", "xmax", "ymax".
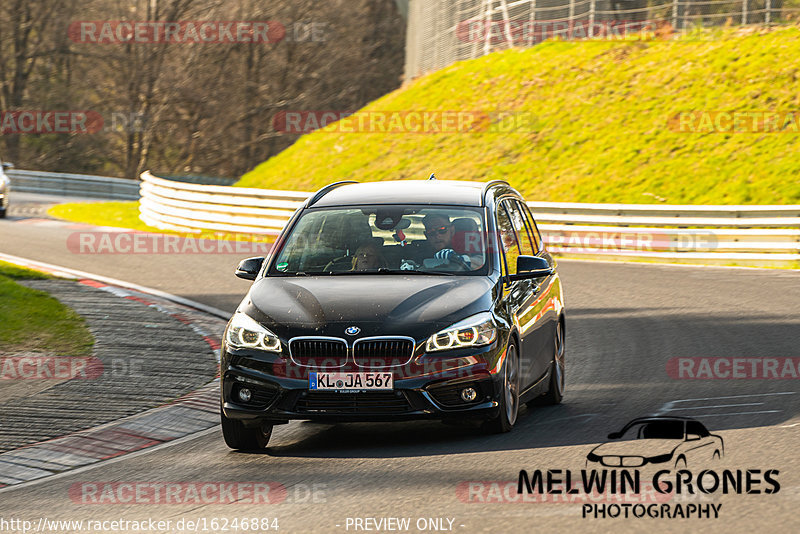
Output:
[{"xmin": 220, "ymin": 344, "xmax": 504, "ymax": 423}]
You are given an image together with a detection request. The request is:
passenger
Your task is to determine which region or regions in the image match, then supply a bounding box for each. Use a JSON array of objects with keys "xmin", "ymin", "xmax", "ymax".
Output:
[{"xmin": 352, "ymin": 242, "xmax": 388, "ymax": 271}]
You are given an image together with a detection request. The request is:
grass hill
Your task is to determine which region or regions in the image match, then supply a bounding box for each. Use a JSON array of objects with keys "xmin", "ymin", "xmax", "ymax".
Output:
[{"xmin": 239, "ymin": 26, "xmax": 800, "ymax": 204}]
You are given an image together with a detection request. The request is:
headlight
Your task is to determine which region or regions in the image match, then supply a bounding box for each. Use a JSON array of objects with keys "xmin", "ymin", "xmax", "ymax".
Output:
[
  {"xmin": 425, "ymin": 312, "xmax": 497, "ymax": 352},
  {"xmin": 648, "ymin": 453, "xmax": 674, "ymax": 464},
  {"xmin": 225, "ymin": 312, "xmax": 281, "ymax": 352}
]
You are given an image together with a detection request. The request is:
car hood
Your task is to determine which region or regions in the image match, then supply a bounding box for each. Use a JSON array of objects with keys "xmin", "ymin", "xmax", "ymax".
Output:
[
  {"xmin": 590, "ymin": 439, "xmax": 679, "ymax": 457},
  {"xmin": 241, "ymin": 275, "xmax": 497, "ymax": 339}
]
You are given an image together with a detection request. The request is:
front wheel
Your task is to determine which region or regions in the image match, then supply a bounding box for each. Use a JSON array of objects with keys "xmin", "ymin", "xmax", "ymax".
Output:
[
  {"xmin": 0, "ymin": 207, "xmax": 6, "ymax": 219},
  {"xmin": 484, "ymin": 340, "xmax": 520, "ymax": 434},
  {"xmin": 221, "ymin": 405, "xmax": 272, "ymax": 450}
]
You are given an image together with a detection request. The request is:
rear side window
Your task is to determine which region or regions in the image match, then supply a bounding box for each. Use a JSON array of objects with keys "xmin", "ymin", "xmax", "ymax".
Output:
[
  {"xmin": 496, "ymin": 203, "xmax": 520, "ymax": 275},
  {"xmin": 519, "ymin": 202, "xmax": 542, "ymax": 251},
  {"xmin": 503, "ymin": 199, "xmax": 535, "ymax": 257}
]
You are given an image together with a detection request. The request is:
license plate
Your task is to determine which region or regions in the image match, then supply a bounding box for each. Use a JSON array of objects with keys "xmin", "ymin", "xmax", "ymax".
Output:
[{"xmin": 309, "ymin": 372, "xmax": 393, "ymax": 391}]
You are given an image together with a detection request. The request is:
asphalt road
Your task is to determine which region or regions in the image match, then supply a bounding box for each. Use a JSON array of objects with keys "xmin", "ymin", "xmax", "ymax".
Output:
[{"xmin": 1, "ymin": 194, "xmax": 798, "ymax": 533}]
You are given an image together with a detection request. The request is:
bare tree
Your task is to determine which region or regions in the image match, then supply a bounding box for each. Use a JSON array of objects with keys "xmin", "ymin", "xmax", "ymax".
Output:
[{"xmin": 1, "ymin": 0, "xmax": 406, "ymax": 179}]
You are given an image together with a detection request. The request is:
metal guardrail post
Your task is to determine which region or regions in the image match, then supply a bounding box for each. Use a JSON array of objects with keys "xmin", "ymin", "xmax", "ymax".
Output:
[
  {"xmin": 765, "ymin": 0, "xmax": 771, "ymax": 25},
  {"xmin": 588, "ymin": 0, "xmax": 596, "ymax": 38},
  {"xmin": 568, "ymin": 0, "xmax": 575, "ymax": 39},
  {"xmin": 742, "ymin": 0, "xmax": 748, "ymax": 25},
  {"xmin": 672, "ymin": 0, "xmax": 679, "ymax": 30}
]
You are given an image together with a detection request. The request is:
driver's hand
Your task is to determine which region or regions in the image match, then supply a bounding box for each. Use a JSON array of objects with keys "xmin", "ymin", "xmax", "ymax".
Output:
[
  {"xmin": 434, "ymin": 249, "xmax": 471, "ymax": 268},
  {"xmin": 400, "ymin": 259, "xmax": 420, "ymax": 271}
]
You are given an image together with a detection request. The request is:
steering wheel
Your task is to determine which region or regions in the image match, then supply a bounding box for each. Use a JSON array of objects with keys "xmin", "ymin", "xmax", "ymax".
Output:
[
  {"xmin": 448, "ymin": 254, "xmax": 471, "ymax": 271},
  {"xmin": 323, "ymin": 255, "xmax": 354, "ymax": 272},
  {"xmin": 429, "ymin": 250, "xmax": 470, "ymax": 272}
]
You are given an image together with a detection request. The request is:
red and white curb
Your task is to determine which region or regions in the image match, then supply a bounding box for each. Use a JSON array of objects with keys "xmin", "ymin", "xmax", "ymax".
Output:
[{"xmin": 0, "ymin": 254, "xmax": 229, "ymax": 489}]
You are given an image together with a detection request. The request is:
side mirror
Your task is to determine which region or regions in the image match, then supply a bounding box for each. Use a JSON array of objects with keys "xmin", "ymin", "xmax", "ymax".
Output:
[
  {"xmin": 235, "ymin": 257, "xmax": 265, "ymax": 280},
  {"xmin": 1, "ymin": 162, "xmax": 13, "ymax": 170},
  {"xmin": 607, "ymin": 432, "xmax": 623, "ymax": 440},
  {"xmin": 507, "ymin": 255, "xmax": 554, "ymax": 282}
]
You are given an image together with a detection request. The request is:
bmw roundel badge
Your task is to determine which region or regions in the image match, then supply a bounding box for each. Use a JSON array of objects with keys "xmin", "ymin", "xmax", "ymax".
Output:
[{"xmin": 345, "ymin": 326, "xmax": 361, "ymax": 336}]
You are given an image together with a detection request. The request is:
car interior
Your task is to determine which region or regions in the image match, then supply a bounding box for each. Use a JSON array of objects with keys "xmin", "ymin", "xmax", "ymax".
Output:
[{"xmin": 275, "ymin": 207, "xmax": 486, "ymax": 274}]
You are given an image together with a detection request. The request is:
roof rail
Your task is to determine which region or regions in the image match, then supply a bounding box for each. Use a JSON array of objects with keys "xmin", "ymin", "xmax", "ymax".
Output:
[
  {"xmin": 482, "ymin": 180, "xmax": 509, "ymax": 195},
  {"xmin": 306, "ymin": 180, "xmax": 358, "ymax": 207}
]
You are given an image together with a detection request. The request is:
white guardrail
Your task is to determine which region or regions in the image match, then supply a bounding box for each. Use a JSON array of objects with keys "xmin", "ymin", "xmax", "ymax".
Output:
[{"xmin": 139, "ymin": 171, "xmax": 800, "ymax": 265}]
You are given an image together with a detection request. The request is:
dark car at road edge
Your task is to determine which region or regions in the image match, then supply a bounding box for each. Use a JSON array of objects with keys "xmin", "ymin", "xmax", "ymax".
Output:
[
  {"xmin": 0, "ymin": 159, "xmax": 12, "ymax": 218},
  {"xmin": 219, "ymin": 179, "xmax": 566, "ymax": 450}
]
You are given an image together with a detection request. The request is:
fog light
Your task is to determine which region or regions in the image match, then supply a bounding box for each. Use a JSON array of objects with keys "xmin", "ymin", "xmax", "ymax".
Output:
[
  {"xmin": 238, "ymin": 388, "xmax": 252, "ymax": 402},
  {"xmin": 460, "ymin": 387, "xmax": 477, "ymax": 402}
]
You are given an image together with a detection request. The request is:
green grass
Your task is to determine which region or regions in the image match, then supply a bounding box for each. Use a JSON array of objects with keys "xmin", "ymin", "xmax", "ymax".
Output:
[
  {"xmin": 47, "ymin": 202, "xmax": 273, "ymax": 242},
  {"xmin": 48, "ymin": 202, "xmax": 158, "ymax": 233},
  {"xmin": 240, "ymin": 26, "xmax": 800, "ymax": 205},
  {"xmin": 0, "ymin": 261, "xmax": 94, "ymax": 356},
  {"xmin": 0, "ymin": 261, "xmax": 52, "ymax": 281}
]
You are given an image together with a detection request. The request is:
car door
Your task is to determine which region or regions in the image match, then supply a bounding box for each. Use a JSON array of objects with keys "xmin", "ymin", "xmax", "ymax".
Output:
[
  {"xmin": 496, "ymin": 199, "xmax": 550, "ymax": 388},
  {"xmin": 517, "ymin": 200, "xmax": 560, "ymax": 381}
]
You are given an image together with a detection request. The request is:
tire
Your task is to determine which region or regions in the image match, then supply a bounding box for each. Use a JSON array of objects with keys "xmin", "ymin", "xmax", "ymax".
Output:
[
  {"xmin": 538, "ymin": 319, "xmax": 565, "ymax": 405},
  {"xmin": 484, "ymin": 340, "xmax": 520, "ymax": 434},
  {"xmin": 220, "ymin": 405, "xmax": 272, "ymax": 450},
  {"xmin": 0, "ymin": 207, "xmax": 6, "ymax": 219},
  {"xmin": 674, "ymin": 456, "xmax": 687, "ymax": 469}
]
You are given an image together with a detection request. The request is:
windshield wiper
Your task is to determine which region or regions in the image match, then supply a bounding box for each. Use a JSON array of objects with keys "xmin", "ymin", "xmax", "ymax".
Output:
[
  {"xmin": 284, "ymin": 269, "xmax": 454, "ymax": 276},
  {"xmin": 376, "ymin": 268, "xmax": 453, "ymax": 276}
]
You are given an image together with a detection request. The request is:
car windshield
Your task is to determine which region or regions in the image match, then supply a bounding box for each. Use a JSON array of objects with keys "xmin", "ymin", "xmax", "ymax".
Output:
[
  {"xmin": 271, "ymin": 205, "xmax": 488, "ymax": 275},
  {"xmin": 626, "ymin": 420, "xmax": 685, "ymax": 440}
]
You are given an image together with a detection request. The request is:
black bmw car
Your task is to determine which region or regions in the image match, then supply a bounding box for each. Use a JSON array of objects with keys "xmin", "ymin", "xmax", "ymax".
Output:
[{"xmin": 220, "ymin": 179, "xmax": 566, "ymax": 450}]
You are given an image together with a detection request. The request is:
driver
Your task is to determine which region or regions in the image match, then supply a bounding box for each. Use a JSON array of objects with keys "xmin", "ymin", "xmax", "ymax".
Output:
[{"xmin": 419, "ymin": 213, "xmax": 472, "ymax": 268}]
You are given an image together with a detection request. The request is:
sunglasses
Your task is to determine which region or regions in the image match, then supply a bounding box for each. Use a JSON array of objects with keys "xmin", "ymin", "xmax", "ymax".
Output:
[{"xmin": 425, "ymin": 225, "xmax": 451, "ymax": 236}]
